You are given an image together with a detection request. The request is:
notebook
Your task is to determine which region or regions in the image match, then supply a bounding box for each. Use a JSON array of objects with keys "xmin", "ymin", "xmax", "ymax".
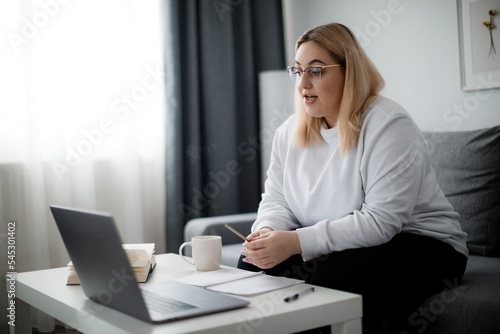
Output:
[{"xmin": 50, "ymin": 205, "xmax": 249, "ymax": 324}]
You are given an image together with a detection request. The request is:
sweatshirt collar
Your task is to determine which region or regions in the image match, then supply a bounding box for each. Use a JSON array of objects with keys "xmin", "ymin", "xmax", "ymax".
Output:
[{"xmin": 320, "ymin": 120, "xmax": 339, "ymax": 145}]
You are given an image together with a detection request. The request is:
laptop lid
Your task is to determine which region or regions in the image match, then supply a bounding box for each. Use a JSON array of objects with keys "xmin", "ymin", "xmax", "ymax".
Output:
[
  {"xmin": 50, "ymin": 205, "xmax": 249, "ymax": 324},
  {"xmin": 50, "ymin": 205, "xmax": 153, "ymax": 321}
]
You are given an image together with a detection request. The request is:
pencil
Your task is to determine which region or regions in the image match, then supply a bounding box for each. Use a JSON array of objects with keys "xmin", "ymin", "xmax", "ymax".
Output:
[{"xmin": 224, "ymin": 224, "xmax": 249, "ymax": 242}]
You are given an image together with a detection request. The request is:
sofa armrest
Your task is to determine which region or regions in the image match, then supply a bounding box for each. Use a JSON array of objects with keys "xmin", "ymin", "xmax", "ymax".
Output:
[{"xmin": 184, "ymin": 212, "xmax": 257, "ymax": 245}]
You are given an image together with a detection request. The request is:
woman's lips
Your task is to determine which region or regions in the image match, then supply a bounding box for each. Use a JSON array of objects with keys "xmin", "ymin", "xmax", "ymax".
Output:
[{"xmin": 304, "ymin": 95, "xmax": 317, "ymax": 104}]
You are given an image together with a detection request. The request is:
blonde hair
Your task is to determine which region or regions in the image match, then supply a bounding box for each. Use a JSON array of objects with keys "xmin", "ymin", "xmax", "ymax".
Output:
[{"xmin": 294, "ymin": 23, "xmax": 384, "ymax": 154}]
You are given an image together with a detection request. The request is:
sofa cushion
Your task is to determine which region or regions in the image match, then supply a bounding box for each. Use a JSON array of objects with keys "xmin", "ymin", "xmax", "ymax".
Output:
[
  {"xmin": 423, "ymin": 126, "xmax": 500, "ymax": 256},
  {"xmin": 395, "ymin": 255, "xmax": 500, "ymax": 334}
]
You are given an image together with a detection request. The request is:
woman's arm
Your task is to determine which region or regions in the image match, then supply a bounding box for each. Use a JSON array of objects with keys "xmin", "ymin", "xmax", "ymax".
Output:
[
  {"xmin": 252, "ymin": 121, "xmax": 301, "ymax": 233},
  {"xmin": 243, "ymin": 121, "xmax": 303, "ymax": 269}
]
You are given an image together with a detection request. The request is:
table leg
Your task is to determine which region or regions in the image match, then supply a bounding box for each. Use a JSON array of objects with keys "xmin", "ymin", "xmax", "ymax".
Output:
[
  {"xmin": 330, "ymin": 318, "xmax": 362, "ymax": 334},
  {"xmin": 346, "ymin": 318, "xmax": 362, "ymax": 334}
]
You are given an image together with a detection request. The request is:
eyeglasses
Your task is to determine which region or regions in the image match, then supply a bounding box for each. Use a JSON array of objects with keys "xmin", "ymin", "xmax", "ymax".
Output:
[{"xmin": 286, "ymin": 64, "xmax": 341, "ymax": 82}]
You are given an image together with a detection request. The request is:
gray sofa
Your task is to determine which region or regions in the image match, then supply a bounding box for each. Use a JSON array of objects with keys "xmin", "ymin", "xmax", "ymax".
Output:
[{"xmin": 184, "ymin": 125, "xmax": 500, "ymax": 334}]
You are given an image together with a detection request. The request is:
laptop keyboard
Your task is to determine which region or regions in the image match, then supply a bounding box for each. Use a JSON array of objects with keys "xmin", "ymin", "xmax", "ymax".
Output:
[{"xmin": 141, "ymin": 289, "xmax": 197, "ymax": 314}]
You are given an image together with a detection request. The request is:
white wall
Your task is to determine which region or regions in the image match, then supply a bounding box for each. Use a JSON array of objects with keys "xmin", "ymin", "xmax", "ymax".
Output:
[{"xmin": 282, "ymin": 0, "xmax": 500, "ymax": 131}]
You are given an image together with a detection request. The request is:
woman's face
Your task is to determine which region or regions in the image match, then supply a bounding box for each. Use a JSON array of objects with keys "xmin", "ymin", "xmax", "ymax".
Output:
[{"xmin": 294, "ymin": 41, "xmax": 345, "ymax": 128}]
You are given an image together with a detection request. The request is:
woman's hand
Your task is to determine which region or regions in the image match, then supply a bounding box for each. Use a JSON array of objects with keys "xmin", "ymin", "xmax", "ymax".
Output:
[
  {"xmin": 245, "ymin": 227, "xmax": 273, "ymax": 240},
  {"xmin": 242, "ymin": 229, "xmax": 301, "ymax": 269}
]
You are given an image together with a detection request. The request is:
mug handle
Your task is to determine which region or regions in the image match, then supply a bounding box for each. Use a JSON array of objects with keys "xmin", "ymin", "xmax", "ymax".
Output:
[{"xmin": 179, "ymin": 242, "xmax": 195, "ymax": 265}]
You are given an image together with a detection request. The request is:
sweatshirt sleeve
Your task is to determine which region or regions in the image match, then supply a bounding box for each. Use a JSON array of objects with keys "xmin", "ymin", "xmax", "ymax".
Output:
[
  {"xmin": 297, "ymin": 111, "xmax": 429, "ymax": 261},
  {"xmin": 252, "ymin": 121, "xmax": 301, "ymax": 233}
]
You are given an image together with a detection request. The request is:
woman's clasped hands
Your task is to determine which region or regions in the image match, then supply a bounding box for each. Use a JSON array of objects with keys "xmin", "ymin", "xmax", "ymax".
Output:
[{"xmin": 241, "ymin": 227, "xmax": 301, "ymax": 269}]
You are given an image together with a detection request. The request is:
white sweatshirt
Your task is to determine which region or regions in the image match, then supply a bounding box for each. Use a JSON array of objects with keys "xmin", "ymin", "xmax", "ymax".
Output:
[{"xmin": 253, "ymin": 96, "xmax": 468, "ymax": 261}]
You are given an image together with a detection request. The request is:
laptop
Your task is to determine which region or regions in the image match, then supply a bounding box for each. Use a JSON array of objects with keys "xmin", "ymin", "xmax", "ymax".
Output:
[{"xmin": 50, "ymin": 205, "xmax": 249, "ymax": 323}]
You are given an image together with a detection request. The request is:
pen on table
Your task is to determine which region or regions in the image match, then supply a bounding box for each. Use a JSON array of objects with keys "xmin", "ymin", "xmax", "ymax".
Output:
[
  {"xmin": 224, "ymin": 224, "xmax": 250, "ymax": 242},
  {"xmin": 283, "ymin": 287, "xmax": 315, "ymax": 303}
]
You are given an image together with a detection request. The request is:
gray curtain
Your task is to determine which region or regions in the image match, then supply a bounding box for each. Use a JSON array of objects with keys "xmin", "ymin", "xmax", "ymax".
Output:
[{"xmin": 163, "ymin": 0, "xmax": 286, "ymax": 252}]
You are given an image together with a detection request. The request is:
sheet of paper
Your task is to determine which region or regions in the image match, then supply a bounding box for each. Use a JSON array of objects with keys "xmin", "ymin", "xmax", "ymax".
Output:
[
  {"xmin": 176, "ymin": 268, "xmax": 263, "ymax": 287},
  {"xmin": 175, "ymin": 267, "xmax": 304, "ymax": 296},
  {"xmin": 207, "ymin": 274, "xmax": 304, "ymax": 296}
]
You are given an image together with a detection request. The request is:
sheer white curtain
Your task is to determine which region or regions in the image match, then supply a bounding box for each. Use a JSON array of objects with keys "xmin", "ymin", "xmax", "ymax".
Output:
[{"xmin": 0, "ymin": 0, "xmax": 165, "ymax": 331}]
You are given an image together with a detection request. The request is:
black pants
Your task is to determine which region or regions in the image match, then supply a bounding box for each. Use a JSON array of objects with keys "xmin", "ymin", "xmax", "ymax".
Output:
[{"xmin": 237, "ymin": 233, "xmax": 467, "ymax": 334}]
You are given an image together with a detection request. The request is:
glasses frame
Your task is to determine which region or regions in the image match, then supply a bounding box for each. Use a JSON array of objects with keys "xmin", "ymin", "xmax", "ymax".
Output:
[{"xmin": 286, "ymin": 64, "xmax": 341, "ymax": 82}]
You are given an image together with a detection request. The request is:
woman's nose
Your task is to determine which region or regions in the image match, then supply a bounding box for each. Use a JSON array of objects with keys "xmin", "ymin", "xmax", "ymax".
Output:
[{"xmin": 297, "ymin": 74, "xmax": 312, "ymax": 90}]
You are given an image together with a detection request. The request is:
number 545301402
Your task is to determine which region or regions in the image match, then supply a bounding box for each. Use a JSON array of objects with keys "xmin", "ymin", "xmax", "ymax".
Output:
[{"xmin": 7, "ymin": 221, "xmax": 16, "ymax": 270}]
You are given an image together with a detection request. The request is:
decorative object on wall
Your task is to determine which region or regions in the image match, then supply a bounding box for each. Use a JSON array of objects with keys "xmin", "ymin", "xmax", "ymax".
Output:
[
  {"xmin": 458, "ymin": 0, "xmax": 500, "ymax": 90},
  {"xmin": 483, "ymin": 9, "xmax": 497, "ymax": 55}
]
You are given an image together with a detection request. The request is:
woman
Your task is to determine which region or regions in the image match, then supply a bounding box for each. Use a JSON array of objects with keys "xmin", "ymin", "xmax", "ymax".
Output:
[{"xmin": 238, "ymin": 23, "xmax": 468, "ymax": 333}]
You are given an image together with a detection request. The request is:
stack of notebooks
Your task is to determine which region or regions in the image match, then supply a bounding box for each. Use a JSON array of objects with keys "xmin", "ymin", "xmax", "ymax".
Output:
[{"xmin": 66, "ymin": 243, "xmax": 156, "ymax": 285}]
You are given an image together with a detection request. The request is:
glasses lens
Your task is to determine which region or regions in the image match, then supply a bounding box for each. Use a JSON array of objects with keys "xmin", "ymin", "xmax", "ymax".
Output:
[
  {"xmin": 307, "ymin": 67, "xmax": 322, "ymax": 81},
  {"xmin": 287, "ymin": 67, "xmax": 300, "ymax": 81}
]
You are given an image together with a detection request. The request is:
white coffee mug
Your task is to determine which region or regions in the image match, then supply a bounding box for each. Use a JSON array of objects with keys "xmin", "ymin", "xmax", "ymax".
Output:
[{"xmin": 179, "ymin": 235, "xmax": 222, "ymax": 271}]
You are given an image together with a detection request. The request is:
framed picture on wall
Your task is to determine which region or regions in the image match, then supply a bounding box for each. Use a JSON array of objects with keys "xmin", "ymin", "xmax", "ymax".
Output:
[{"xmin": 458, "ymin": 0, "xmax": 500, "ymax": 90}]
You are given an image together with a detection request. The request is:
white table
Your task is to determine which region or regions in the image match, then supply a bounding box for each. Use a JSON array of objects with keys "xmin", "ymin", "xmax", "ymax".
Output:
[{"xmin": 10, "ymin": 253, "xmax": 362, "ymax": 334}]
